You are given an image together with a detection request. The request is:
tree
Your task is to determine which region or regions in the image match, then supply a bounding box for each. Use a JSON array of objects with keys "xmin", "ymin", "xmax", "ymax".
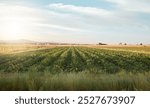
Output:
[
  {"xmin": 140, "ymin": 43, "xmax": 143, "ymax": 45},
  {"xmin": 98, "ymin": 42, "xmax": 107, "ymax": 45},
  {"xmin": 119, "ymin": 43, "xmax": 122, "ymax": 45}
]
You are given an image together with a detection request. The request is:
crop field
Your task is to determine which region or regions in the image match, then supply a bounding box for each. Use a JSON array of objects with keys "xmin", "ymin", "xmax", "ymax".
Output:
[{"xmin": 0, "ymin": 45, "xmax": 150, "ymax": 90}]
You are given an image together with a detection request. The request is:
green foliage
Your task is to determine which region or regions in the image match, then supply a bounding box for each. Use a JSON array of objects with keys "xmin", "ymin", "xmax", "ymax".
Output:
[{"xmin": 0, "ymin": 72, "xmax": 150, "ymax": 91}]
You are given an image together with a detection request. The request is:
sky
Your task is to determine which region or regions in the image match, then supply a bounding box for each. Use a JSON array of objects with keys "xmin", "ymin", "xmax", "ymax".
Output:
[{"xmin": 0, "ymin": 0, "xmax": 150, "ymax": 44}]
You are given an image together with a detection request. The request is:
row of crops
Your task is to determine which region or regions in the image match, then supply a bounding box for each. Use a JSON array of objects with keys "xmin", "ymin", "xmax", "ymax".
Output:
[{"xmin": 0, "ymin": 46, "xmax": 150, "ymax": 74}]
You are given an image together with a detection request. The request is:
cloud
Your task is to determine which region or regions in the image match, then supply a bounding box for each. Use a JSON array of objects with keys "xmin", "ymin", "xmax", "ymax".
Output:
[
  {"xmin": 0, "ymin": 2, "xmax": 150, "ymax": 44},
  {"xmin": 36, "ymin": 23, "xmax": 84, "ymax": 32},
  {"xmin": 47, "ymin": 2, "xmax": 150, "ymax": 43},
  {"xmin": 0, "ymin": 3, "xmax": 84, "ymax": 37},
  {"xmin": 0, "ymin": 3, "xmax": 44, "ymax": 26},
  {"xmin": 48, "ymin": 3, "xmax": 144, "ymax": 30},
  {"xmin": 48, "ymin": 3, "xmax": 112, "ymax": 16},
  {"xmin": 106, "ymin": 0, "xmax": 150, "ymax": 13}
]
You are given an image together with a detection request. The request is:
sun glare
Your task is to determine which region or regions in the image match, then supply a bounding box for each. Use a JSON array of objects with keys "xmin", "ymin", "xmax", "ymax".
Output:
[
  {"xmin": 0, "ymin": 4, "xmax": 38, "ymax": 41},
  {"xmin": 1, "ymin": 17, "xmax": 26, "ymax": 40},
  {"xmin": 3, "ymin": 21, "xmax": 21, "ymax": 40}
]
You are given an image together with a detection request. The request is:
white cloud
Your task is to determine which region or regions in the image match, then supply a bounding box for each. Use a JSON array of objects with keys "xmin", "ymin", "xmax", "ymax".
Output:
[
  {"xmin": 36, "ymin": 23, "xmax": 84, "ymax": 32},
  {"xmin": 0, "ymin": 2, "xmax": 150, "ymax": 43},
  {"xmin": 106, "ymin": 0, "xmax": 150, "ymax": 13},
  {"xmin": 0, "ymin": 3, "xmax": 86, "ymax": 40},
  {"xmin": 47, "ymin": 3, "xmax": 150, "ymax": 43},
  {"xmin": 48, "ymin": 3, "xmax": 112, "ymax": 16},
  {"xmin": 48, "ymin": 3, "xmax": 137, "ymax": 28}
]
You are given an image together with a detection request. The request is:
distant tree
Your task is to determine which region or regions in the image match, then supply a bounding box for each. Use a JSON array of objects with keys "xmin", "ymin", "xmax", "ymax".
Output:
[
  {"xmin": 124, "ymin": 43, "xmax": 127, "ymax": 45},
  {"xmin": 140, "ymin": 43, "xmax": 143, "ymax": 45},
  {"xmin": 119, "ymin": 43, "xmax": 122, "ymax": 45},
  {"xmin": 98, "ymin": 42, "xmax": 107, "ymax": 45}
]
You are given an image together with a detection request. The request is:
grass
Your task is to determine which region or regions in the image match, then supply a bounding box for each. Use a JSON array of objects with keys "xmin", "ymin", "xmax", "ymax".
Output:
[
  {"xmin": 0, "ymin": 44, "xmax": 150, "ymax": 91},
  {"xmin": 0, "ymin": 71, "xmax": 150, "ymax": 91}
]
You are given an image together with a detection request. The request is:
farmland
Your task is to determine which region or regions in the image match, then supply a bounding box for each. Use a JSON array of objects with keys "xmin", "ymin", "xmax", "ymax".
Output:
[{"xmin": 0, "ymin": 45, "xmax": 150, "ymax": 90}]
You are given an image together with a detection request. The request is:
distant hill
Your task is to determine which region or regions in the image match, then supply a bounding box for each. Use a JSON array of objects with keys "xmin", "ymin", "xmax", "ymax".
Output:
[
  {"xmin": 0, "ymin": 39, "xmax": 36, "ymax": 44},
  {"xmin": 0, "ymin": 39, "xmax": 95, "ymax": 45},
  {"xmin": 0, "ymin": 39, "xmax": 81, "ymax": 45}
]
